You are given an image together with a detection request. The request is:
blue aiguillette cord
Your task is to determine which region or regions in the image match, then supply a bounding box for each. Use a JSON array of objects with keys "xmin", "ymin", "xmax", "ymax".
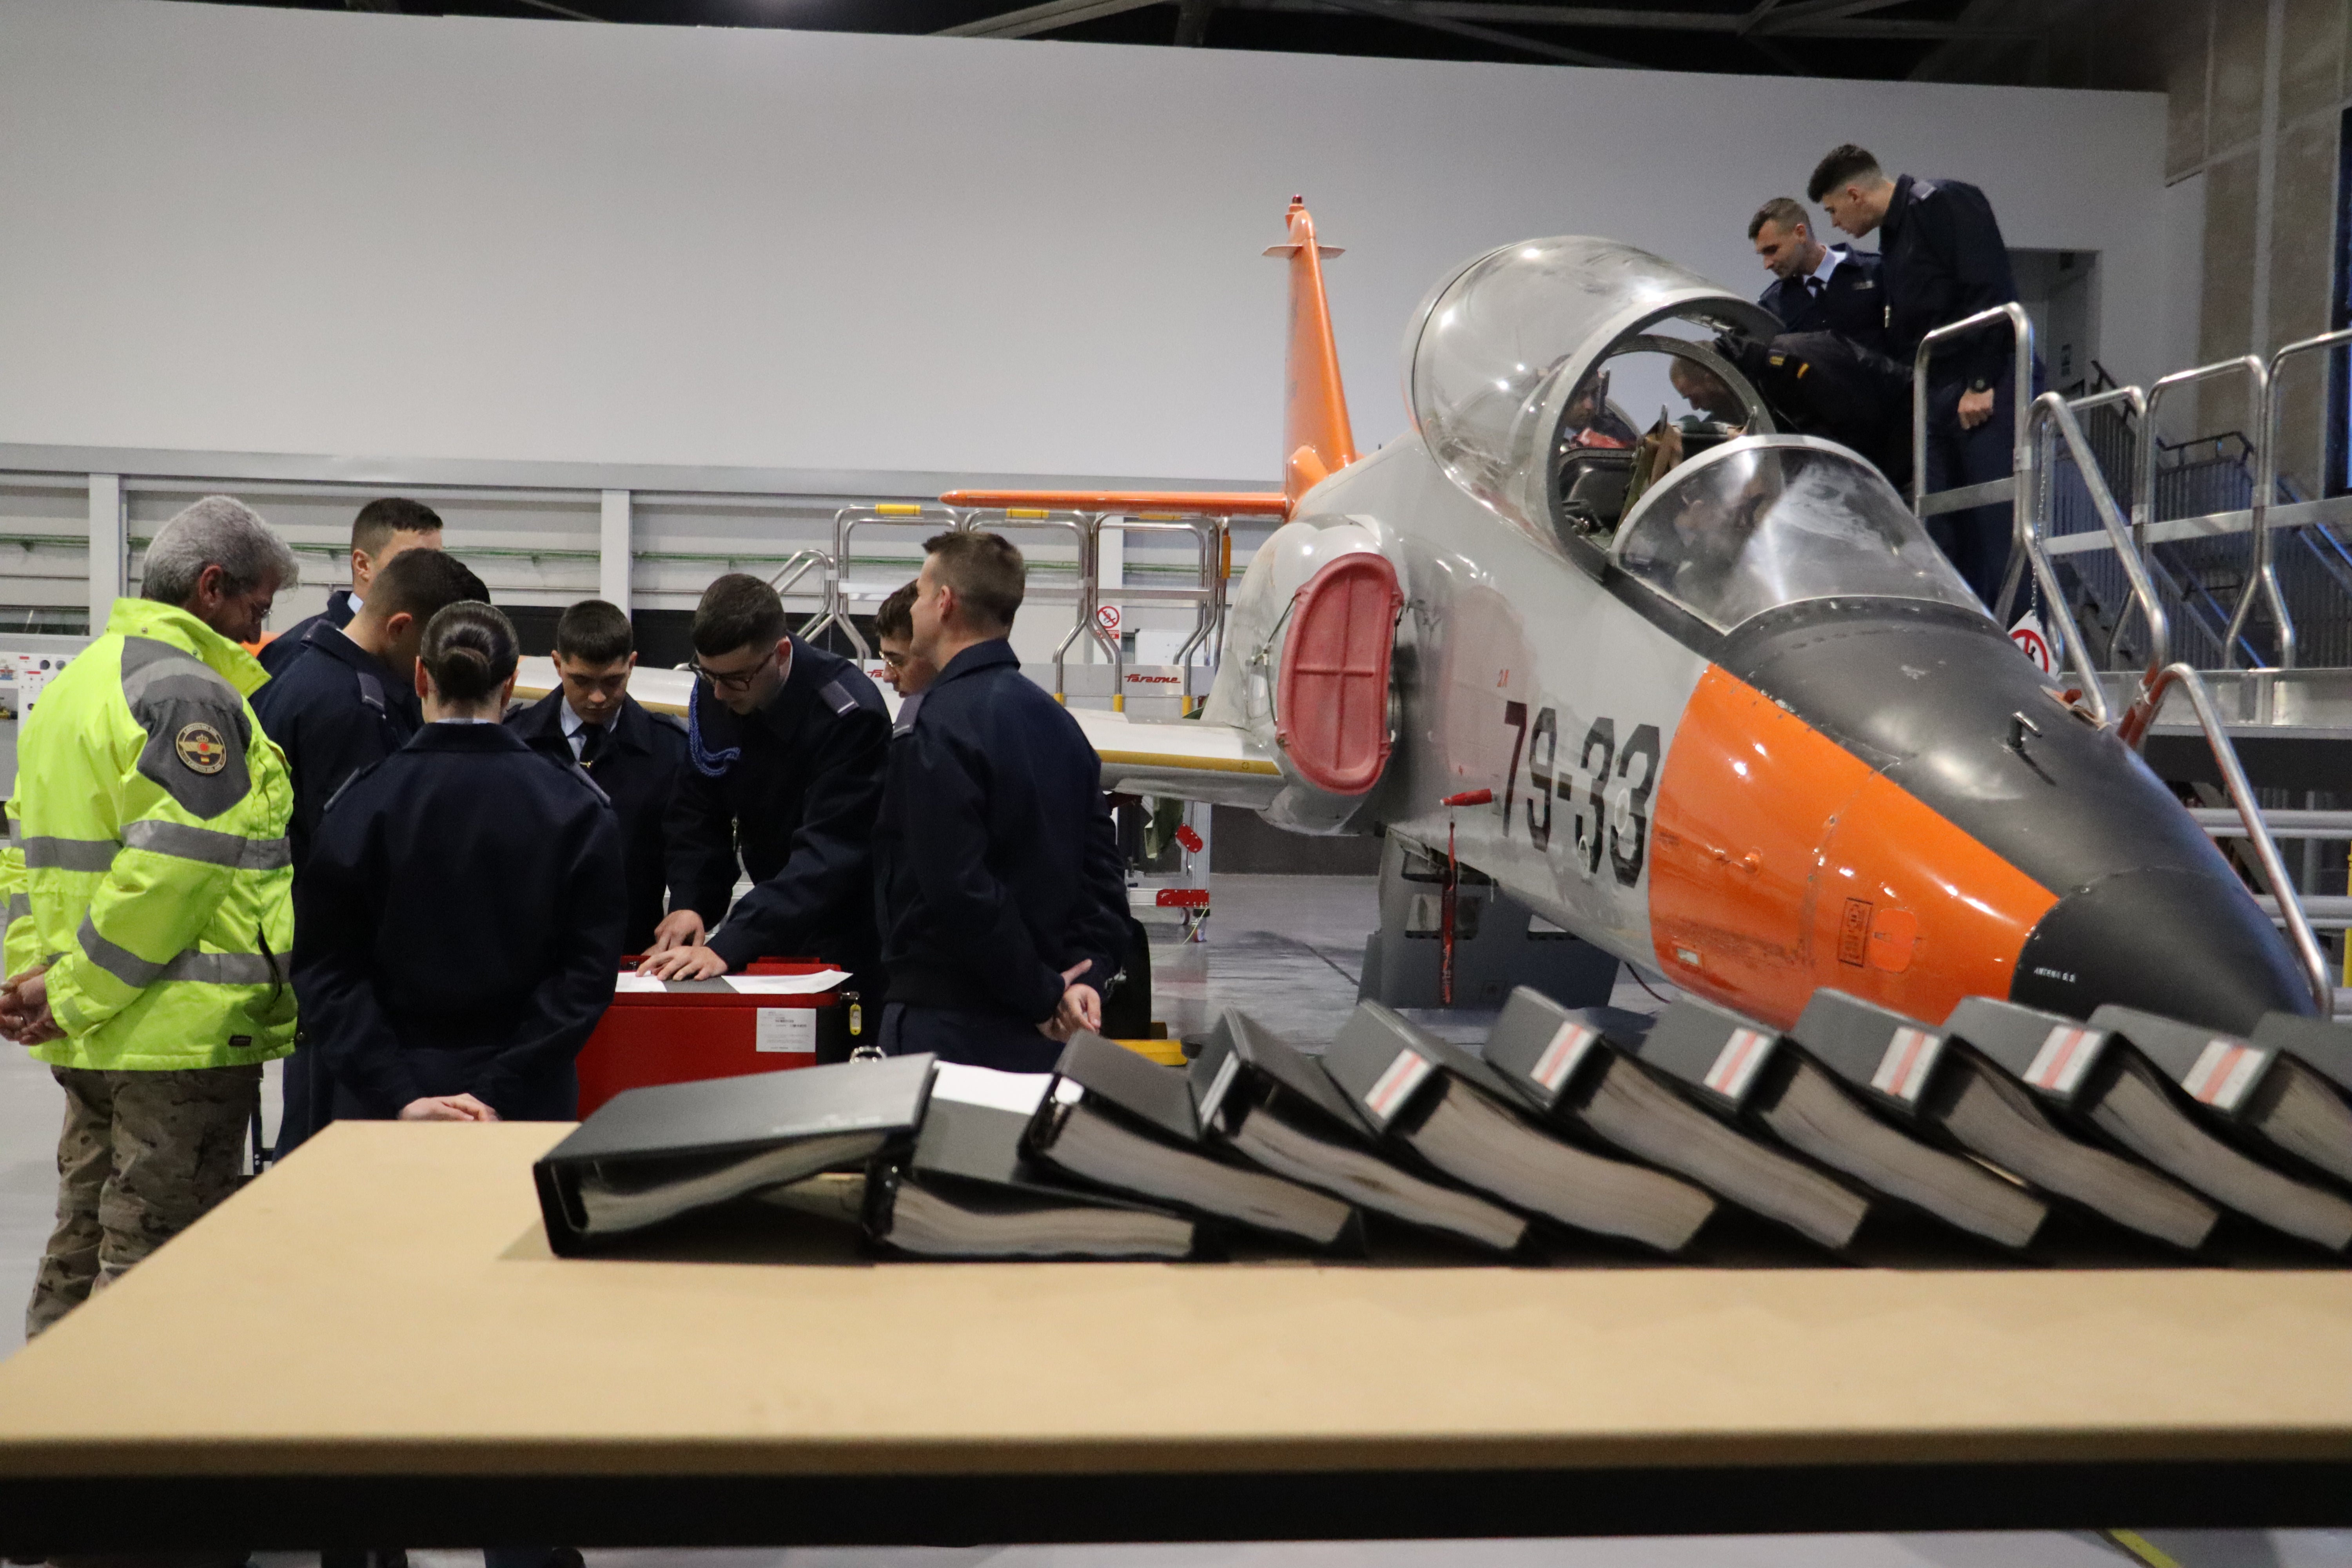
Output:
[{"xmin": 686, "ymin": 679, "xmax": 740, "ymax": 777}]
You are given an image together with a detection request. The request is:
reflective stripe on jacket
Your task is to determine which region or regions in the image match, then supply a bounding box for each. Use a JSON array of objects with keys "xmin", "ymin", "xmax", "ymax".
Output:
[
  {"xmin": 14, "ymin": 599, "xmax": 297, "ymax": 1069},
  {"xmin": 1, "ymin": 797, "xmax": 31, "ymax": 979}
]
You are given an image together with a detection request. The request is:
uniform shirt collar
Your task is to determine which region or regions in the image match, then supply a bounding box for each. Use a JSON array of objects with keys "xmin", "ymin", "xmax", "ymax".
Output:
[
  {"xmin": 936, "ymin": 637, "xmax": 1020, "ymax": 684},
  {"xmin": 1808, "ymin": 245, "xmax": 1844, "ymax": 287}
]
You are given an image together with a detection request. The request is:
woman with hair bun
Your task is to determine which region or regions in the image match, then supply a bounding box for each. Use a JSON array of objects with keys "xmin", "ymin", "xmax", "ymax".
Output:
[{"xmin": 292, "ymin": 601, "xmax": 626, "ymax": 1127}]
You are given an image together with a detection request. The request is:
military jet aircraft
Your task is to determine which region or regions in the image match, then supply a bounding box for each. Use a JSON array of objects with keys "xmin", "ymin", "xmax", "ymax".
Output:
[{"xmin": 924, "ymin": 198, "xmax": 2317, "ymax": 1035}]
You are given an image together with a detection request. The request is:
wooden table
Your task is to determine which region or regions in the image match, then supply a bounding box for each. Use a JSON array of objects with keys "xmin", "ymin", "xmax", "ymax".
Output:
[{"xmin": 1, "ymin": 1121, "xmax": 2349, "ymax": 1551}]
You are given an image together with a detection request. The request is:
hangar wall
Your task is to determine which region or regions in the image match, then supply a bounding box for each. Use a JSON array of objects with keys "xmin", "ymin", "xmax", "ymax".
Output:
[{"xmin": 0, "ymin": 0, "xmax": 2172, "ymax": 490}]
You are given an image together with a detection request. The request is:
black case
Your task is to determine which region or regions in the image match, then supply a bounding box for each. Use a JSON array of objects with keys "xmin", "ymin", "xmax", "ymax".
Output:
[
  {"xmin": 2251, "ymin": 1012, "xmax": 2352, "ymax": 1097},
  {"xmin": 1189, "ymin": 1009, "xmax": 1378, "ymax": 1144},
  {"xmin": 1942, "ymin": 996, "xmax": 2117, "ymax": 1113},
  {"xmin": 534, "ymin": 1054, "xmax": 935, "ymax": 1256},
  {"xmin": 2089, "ymin": 1006, "xmax": 2283, "ymax": 1126},
  {"xmin": 1788, "ymin": 989, "xmax": 1952, "ymax": 1122}
]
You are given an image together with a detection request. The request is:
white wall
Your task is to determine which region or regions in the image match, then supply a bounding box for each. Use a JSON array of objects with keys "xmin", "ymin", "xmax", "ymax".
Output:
[{"xmin": 0, "ymin": 0, "xmax": 2172, "ymax": 488}]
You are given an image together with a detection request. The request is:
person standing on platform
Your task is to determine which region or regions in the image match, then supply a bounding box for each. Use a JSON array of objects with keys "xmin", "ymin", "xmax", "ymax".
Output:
[
  {"xmin": 293, "ymin": 603, "xmax": 624, "ymax": 1126},
  {"xmin": 637, "ymin": 576, "xmax": 889, "ymax": 1061},
  {"xmin": 507, "ymin": 599, "xmax": 688, "ymax": 955},
  {"xmin": 0, "ymin": 497, "xmax": 299, "ymax": 1338},
  {"xmin": 258, "ymin": 497, "xmax": 444, "ymax": 677},
  {"xmin": 873, "ymin": 532, "xmax": 1128, "ymax": 1072},
  {"xmin": 873, "ymin": 580, "xmax": 938, "ymax": 698},
  {"xmin": 254, "ymin": 548, "xmax": 487, "ymax": 1156},
  {"xmin": 1749, "ymin": 195, "xmax": 1888, "ymax": 354},
  {"xmin": 1810, "ymin": 143, "xmax": 2038, "ymax": 607}
]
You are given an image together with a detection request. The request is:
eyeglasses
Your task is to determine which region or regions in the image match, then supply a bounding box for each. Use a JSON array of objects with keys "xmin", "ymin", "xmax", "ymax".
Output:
[
  {"xmin": 690, "ymin": 648, "xmax": 777, "ymax": 693},
  {"xmin": 880, "ymin": 650, "xmax": 912, "ymax": 670}
]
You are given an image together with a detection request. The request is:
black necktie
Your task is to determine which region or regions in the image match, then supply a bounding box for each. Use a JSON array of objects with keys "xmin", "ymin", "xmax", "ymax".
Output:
[
  {"xmin": 578, "ymin": 722, "xmax": 608, "ymax": 767},
  {"xmin": 1806, "ymin": 276, "xmax": 1824, "ymax": 298}
]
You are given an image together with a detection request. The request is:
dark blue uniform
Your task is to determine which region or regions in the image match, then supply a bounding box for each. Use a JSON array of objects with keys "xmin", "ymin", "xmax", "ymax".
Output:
[
  {"xmin": 252, "ymin": 620, "xmax": 423, "ymax": 1155},
  {"xmin": 666, "ymin": 636, "xmax": 888, "ymax": 977},
  {"xmin": 258, "ymin": 588, "xmax": 354, "ymax": 678},
  {"xmin": 1876, "ymin": 173, "xmax": 2042, "ymax": 606},
  {"xmin": 292, "ymin": 722, "xmax": 626, "ymax": 1122},
  {"xmin": 507, "ymin": 691, "xmax": 688, "ymax": 954},
  {"xmin": 873, "ymin": 639, "xmax": 1128, "ymax": 1072},
  {"xmin": 1758, "ymin": 244, "xmax": 1888, "ymax": 355}
]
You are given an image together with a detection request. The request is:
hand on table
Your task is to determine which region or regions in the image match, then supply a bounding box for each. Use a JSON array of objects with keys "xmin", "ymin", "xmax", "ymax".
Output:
[
  {"xmin": 399, "ymin": 1093, "xmax": 499, "ymax": 1122},
  {"xmin": 648, "ymin": 910, "xmax": 706, "ymax": 953},
  {"xmin": 637, "ymin": 944, "xmax": 730, "ymax": 981}
]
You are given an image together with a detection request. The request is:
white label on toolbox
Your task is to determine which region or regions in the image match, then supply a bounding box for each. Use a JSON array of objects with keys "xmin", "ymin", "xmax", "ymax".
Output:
[
  {"xmin": 1703, "ymin": 1027, "xmax": 1773, "ymax": 1100},
  {"xmin": 2025, "ymin": 1025, "xmax": 2101, "ymax": 1094},
  {"xmin": 1528, "ymin": 1022, "xmax": 1601, "ymax": 1099},
  {"xmin": 1869, "ymin": 1027, "xmax": 1944, "ymax": 1104},
  {"xmin": 2181, "ymin": 1039, "xmax": 2269, "ymax": 1111},
  {"xmin": 1362, "ymin": 1048, "xmax": 1434, "ymax": 1125},
  {"xmin": 755, "ymin": 1008, "xmax": 817, "ymax": 1054}
]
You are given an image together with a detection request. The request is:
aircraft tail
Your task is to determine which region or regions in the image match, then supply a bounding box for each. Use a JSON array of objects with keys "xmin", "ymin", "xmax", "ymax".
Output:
[{"xmin": 1263, "ymin": 196, "xmax": 1358, "ymax": 505}]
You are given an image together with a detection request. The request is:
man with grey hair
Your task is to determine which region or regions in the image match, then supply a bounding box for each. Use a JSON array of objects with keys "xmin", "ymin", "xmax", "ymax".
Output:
[{"xmin": 0, "ymin": 495, "xmax": 301, "ymax": 1336}]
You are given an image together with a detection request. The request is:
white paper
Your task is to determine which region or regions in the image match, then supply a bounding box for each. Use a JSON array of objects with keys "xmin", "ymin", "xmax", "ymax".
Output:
[
  {"xmin": 612, "ymin": 973, "xmax": 669, "ymax": 994},
  {"xmin": 720, "ymin": 971, "xmax": 851, "ymax": 996},
  {"xmin": 755, "ymin": 1008, "xmax": 817, "ymax": 1054},
  {"xmin": 930, "ymin": 1061, "xmax": 1052, "ymax": 1114}
]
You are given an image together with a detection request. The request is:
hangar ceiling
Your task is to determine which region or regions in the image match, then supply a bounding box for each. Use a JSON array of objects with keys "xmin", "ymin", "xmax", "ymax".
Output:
[{"xmin": 222, "ymin": 0, "xmax": 2085, "ymax": 85}]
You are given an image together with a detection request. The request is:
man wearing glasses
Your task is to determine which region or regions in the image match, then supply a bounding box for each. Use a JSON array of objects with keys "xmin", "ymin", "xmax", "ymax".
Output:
[{"xmin": 639, "ymin": 575, "xmax": 889, "ymax": 1060}]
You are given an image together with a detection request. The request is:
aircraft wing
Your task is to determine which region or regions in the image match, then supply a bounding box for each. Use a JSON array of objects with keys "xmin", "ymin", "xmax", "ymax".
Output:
[{"xmin": 512, "ymin": 656, "xmax": 1281, "ymax": 808}]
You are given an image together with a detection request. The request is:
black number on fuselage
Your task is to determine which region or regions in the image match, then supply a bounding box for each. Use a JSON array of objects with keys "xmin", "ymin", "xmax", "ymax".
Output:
[
  {"xmin": 1523, "ymin": 707, "xmax": 1556, "ymax": 852},
  {"xmin": 1610, "ymin": 723, "xmax": 1661, "ymax": 886},
  {"xmin": 1577, "ymin": 717, "xmax": 1614, "ymax": 878},
  {"xmin": 1501, "ymin": 701, "xmax": 1528, "ymax": 831}
]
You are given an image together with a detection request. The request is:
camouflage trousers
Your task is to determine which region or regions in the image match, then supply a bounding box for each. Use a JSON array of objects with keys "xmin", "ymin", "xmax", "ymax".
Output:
[{"xmin": 25, "ymin": 1064, "xmax": 260, "ymax": 1340}]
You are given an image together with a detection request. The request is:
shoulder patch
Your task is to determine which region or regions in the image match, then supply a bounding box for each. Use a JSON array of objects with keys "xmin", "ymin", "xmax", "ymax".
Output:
[
  {"xmin": 174, "ymin": 722, "xmax": 229, "ymax": 775},
  {"xmin": 818, "ymin": 678, "xmax": 859, "ymax": 717},
  {"xmin": 891, "ymin": 692, "xmax": 926, "ymax": 738}
]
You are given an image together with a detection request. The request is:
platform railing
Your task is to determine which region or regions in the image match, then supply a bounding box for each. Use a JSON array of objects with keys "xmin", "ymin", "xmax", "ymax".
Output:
[
  {"xmin": 2141, "ymin": 662, "xmax": 2335, "ymax": 1013},
  {"xmin": 1910, "ymin": 303, "xmax": 2035, "ymax": 622},
  {"xmin": 797, "ymin": 503, "xmax": 964, "ymax": 659},
  {"xmin": 2224, "ymin": 327, "xmax": 2352, "ymax": 668}
]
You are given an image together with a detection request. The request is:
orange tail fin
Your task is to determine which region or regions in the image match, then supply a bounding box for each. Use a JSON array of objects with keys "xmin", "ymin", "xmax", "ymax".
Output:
[{"xmin": 1264, "ymin": 196, "xmax": 1357, "ymax": 505}]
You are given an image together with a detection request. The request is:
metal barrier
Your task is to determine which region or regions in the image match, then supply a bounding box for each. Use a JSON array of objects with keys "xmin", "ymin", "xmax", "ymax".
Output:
[
  {"xmin": 797, "ymin": 503, "xmax": 963, "ymax": 658},
  {"xmin": 2140, "ymin": 661, "xmax": 2335, "ymax": 1013},
  {"xmin": 1095, "ymin": 512, "xmax": 1228, "ymax": 716},
  {"xmin": 2224, "ymin": 326, "xmax": 2352, "ymax": 668},
  {"xmin": 960, "ymin": 507, "xmax": 1108, "ymax": 706},
  {"xmin": 2016, "ymin": 393, "xmax": 2138, "ymax": 728},
  {"xmin": 1909, "ymin": 302, "xmax": 2035, "ymax": 621}
]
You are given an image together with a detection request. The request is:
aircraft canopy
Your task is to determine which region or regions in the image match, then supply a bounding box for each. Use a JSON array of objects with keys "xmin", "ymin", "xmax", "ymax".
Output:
[
  {"xmin": 1612, "ymin": 436, "xmax": 1984, "ymax": 634},
  {"xmin": 1406, "ymin": 235, "xmax": 1779, "ymax": 541}
]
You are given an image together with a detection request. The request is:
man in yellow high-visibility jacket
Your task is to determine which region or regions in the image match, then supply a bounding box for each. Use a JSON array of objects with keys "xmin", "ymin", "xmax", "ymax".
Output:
[{"xmin": 0, "ymin": 495, "xmax": 300, "ymax": 1338}]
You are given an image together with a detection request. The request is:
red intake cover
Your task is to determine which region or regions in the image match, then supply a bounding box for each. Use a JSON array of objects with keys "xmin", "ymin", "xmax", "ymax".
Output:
[{"xmin": 1274, "ymin": 551, "xmax": 1401, "ymax": 795}]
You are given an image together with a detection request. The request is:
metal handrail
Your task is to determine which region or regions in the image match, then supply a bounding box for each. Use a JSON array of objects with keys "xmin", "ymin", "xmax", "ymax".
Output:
[
  {"xmin": 962, "ymin": 507, "xmax": 1109, "ymax": 707},
  {"xmin": 2225, "ymin": 327, "xmax": 2352, "ymax": 668},
  {"xmin": 798, "ymin": 503, "xmax": 960, "ymax": 659},
  {"xmin": 2141, "ymin": 661, "xmax": 2333, "ymax": 1014},
  {"xmin": 1098, "ymin": 513, "xmax": 1226, "ymax": 714},
  {"xmin": 2141, "ymin": 356, "xmax": 2265, "ymax": 571},
  {"xmin": 1910, "ymin": 303, "xmax": 2034, "ymax": 621},
  {"xmin": 2013, "ymin": 395, "xmax": 2120, "ymax": 727},
  {"xmin": 764, "ymin": 548, "xmax": 829, "ymax": 598},
  {"xmin": 2053, "ymin": 384, "xmax": 2172, "ymax": 698}
]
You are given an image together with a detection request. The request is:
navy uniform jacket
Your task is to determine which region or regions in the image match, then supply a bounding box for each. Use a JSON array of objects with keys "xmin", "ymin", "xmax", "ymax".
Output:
[
  {"xmin": 1758, "ymin": 245, "xmax": 1889, "ymax": 355},
  {"xmin": 293, "ymin": 722, "xmax": 626, "ymax": 1121},
  {"xmin": 1877, "ymin": 174, "xmax": 2021, "ymax": 391},
  {"xmin": 508, "ymin": 691, "xmax": 688, "ymax": 954},
  {"xmin": 873, "ymin": 639, "xmax": 1128, "ymax": 1025},
  {"xmin": 666, "ymin": 635, "xmax": 889, "ymax": 974},
  {"xmin": 251, "ymin": 620, "xmax": 421, "ymax": 871},
  {"xmin": 258, "ymin": 588, "xmax": 355, "ymax": 678}
]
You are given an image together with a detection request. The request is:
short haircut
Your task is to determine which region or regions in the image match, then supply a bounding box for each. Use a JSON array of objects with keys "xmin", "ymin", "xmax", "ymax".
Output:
[
  {"xmin": 924, "ymin": 530, "xmax": 1024, "ymax": 633},
  {"xmin": 368, "ymin": 548, "xmax": 488, "ymax": 628},
  {"xmin": 419, "ymin": 601, "xmax": 516, "ymax": 706},
  {"xmin": 1807, "ymin": 144, "xmax": 1884, "ymax": 204},
  {"xmin": 555, "ymin": 599, "xmax": 634, "ymax": 665},
  {"xmin": 1747, "ymin": 196, "xmax": 1809, "ymax": 240},
  {"xmin": 691, "ymin": 573, "xmax": 789, "ymax": 657},
  {"xmin": 873, "ymin": 580, "xmax": 919, "ymax": 642},
  {"xmin": 351, "ymin": 497, "xmax": 444, "ymax": 559},
  {"xmin": 142, "ymin": 495, "xmax": 301, "ymax": 606}
]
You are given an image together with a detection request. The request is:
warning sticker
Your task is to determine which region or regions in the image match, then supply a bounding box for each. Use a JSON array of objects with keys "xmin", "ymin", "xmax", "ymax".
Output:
[
  {"xmin": 1363, "ymin": 1048, "xmax": 1435, "ymax": 1125},
  {"xmin": 755, "ymin": 1008, "xmax": 816, "ymax": 1054},
  {"xmin": 2180, "ymin": 1039, "xmax": 2269, "ymax": 1112},
  {"xmin": 2024, "ymin": 1025, "xmax": 2102, "ymax": 1095},
  {"xmin": 1838, "ymin": 898, "xmax": 1873, "ymax": 967},
  {"xmin": 1869, "ymin": 1026, "xmax": 1944, "ymax": 1104},
  {"xmin": 1528, "ymin": 1021, "xmax": 1601, "ymax": 1098},
  {"xmin": 1703, "ymin": 1027, "xmax": 1773, "ymax": 1102}
]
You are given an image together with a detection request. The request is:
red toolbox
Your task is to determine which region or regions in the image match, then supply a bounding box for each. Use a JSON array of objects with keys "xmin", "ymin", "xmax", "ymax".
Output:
[{"xmin": 576, "ymin": 960, "xmax": 851, "ymax": 1118}]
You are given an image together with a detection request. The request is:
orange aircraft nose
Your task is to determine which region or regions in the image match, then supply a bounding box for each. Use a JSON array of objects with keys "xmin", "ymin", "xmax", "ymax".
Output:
[{"xmin": 1647, "ymin": 599, "xmax": 2314, "ymax": 1033}]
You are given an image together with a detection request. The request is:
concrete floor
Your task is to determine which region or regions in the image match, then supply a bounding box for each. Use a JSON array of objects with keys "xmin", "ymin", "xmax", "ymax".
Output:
[{"xmin": 0, "ymin": 829, "xmax": 2345, "ymax": 1565}]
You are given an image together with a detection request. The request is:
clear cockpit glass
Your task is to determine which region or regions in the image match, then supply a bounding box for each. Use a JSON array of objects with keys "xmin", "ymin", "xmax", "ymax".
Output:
[
  {"xmin": 1406, "ymin": 236, "xmax": 1781, "ymax": 543},
  {"xmin": 1610, "ymin": 437, "xmax": 1985, "ymax": 633}
]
